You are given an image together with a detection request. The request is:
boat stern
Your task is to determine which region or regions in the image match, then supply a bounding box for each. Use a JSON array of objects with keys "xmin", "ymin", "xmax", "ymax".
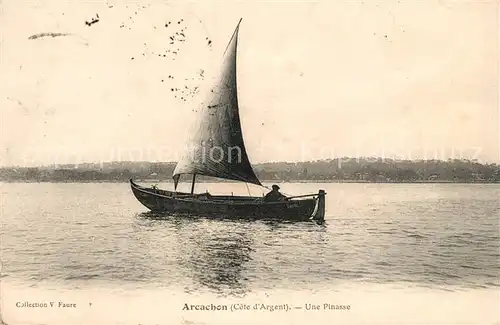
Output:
[{"xmin": 311, "ymin": 189, "xmax": 326, "ymax": 222}]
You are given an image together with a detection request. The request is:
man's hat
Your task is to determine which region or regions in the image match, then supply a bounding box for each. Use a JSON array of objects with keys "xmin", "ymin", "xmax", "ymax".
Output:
[{"xmin": 272, "ymin": 184, "xmax": 280, "ymax": 190}]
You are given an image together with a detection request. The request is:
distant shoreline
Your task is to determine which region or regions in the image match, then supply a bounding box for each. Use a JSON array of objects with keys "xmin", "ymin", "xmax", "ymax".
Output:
[
  {"xmin": 1, "ymin": 179, "xmax": 499, "ymax": 184},
  {"xmin": 2, "ymin": 159, "xmax": 499, "ymax": 184}
]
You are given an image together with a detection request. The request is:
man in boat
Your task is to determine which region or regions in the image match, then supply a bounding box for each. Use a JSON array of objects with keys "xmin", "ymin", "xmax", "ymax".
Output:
[{"xmin": 263, "ymin": 184, "xmax": 287, "ymax": 202}]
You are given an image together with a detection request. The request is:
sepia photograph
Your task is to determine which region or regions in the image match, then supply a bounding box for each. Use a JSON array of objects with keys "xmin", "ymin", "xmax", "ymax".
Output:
[{"xmin": 0, "ymin": 0, "xmax": 499, "ymax": 324}]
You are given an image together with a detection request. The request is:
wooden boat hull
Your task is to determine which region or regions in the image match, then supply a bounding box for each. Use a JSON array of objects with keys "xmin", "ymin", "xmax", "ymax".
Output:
[{"xmin": 130, "ymin": 179, "xmax": 325, "ymax": 222}]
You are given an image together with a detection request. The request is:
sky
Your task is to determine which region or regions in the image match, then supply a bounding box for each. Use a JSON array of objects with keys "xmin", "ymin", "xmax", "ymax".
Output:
[{"xmin": 0, "ymin": 0, "xmax": 498, "ymax": 167}]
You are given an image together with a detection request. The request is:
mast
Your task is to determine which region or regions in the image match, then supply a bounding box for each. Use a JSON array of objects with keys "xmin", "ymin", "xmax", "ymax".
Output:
[{"xmin": 190, "ymin": 174, "xmax": 196, "ymax": 194}]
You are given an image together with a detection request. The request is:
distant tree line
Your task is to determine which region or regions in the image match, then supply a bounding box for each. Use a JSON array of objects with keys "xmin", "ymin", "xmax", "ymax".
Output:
[{"xmin": 1, "ymin": 158, "xmax": 499, "ymax": 183}]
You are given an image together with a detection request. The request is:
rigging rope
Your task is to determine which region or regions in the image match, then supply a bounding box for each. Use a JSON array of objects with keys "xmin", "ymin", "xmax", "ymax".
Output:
[{"xmin": 245, "ymin": 182, "xmax": 251, "ymax": 196}]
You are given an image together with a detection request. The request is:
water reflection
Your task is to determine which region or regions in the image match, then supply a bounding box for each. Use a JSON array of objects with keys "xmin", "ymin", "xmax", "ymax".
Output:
[
  {"xmin": 137, "ymin": 212, "xmax": 254, "ymax": 296},
  {"xmin": 185, "ymin": 229, "xmax": 253, "ymax": 297},
  {"xmin": 135, "ymin": 212, "xmax": 330, "ymax": 295}
]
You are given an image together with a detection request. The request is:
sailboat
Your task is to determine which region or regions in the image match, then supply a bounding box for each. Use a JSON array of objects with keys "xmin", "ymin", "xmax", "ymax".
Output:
[{"xmin": 130, "ymin": 19, "xmax": 326, "ymax": 222}]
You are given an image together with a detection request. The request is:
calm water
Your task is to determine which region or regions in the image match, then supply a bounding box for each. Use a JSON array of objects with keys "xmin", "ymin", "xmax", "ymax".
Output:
[{"xmin": 1, "ymin": 182, "xmax": 499, "ymax": 296}]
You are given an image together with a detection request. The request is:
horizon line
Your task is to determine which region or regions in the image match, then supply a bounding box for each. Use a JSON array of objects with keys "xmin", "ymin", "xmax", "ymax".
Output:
[{"xmin": 1, "ymin": 156, "xmax": 498, "ymax": 169}]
